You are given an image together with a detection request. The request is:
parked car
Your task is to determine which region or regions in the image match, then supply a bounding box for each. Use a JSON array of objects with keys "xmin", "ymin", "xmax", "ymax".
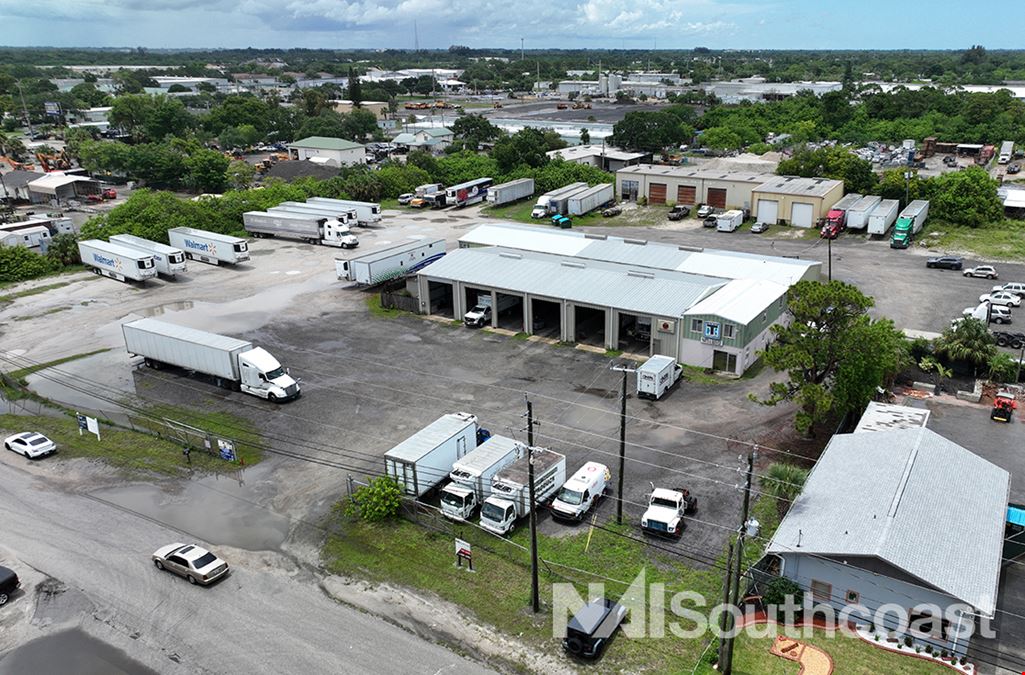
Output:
[
  {"xmin": 696, "ymin": 204, "xmax": 713, "ymax": 218},
  {"xmin": 702, "ymin": 215, "xmax": 717, "ymax": 228},
  {"xmin": 979, "ymin": 291, "xmax": 1022, "ymax": 307},
  {"xmin": 750, "ymin": 221, "xmax": 770, "ymax": 234},
  {"xmin": 101, "ymin": 188, "xmax": 117, "ymax": 199},
  {"xmin": 667, "ymin": 205, "xmax": 690, "ymax": 221},
  {"xmin": 1009, "ymin": 163, "xmax": 1021, "ymax": 175},
  {"xmin": 963, "ymin": 305, "xmax": 1012, "ymax": 324},
  {"xmin": 4, "ymin": 432, "xmax": 56, "ymax": 459},
  {"xmin": 926, "ymin": 256, "xmax": 964, "ymax": 270},
  {"xmin": 397, "ymin": 193, "xmax": 414, "ymax": 205},
  {"xmin": 943, "ymin": 156, "xmax": 958, "ymax": 167},
  {"xmin": 964, "ymin": 265, "xmax": 999, "ymax": 279},
  {"xmin": 601, "ymin": 206, "xmax": 622, "ymax": 217},
  {"xmin": 0, "ymin": 566, "xmax": 19, "ymax": 606},
  {"xmin": 562, "ymin": 597, "xmax": 627, "ymax": 659},
  {"xmin": 993, "ymin": 282, "xmax": 1025, "ymax": 297},
  {"xmin": 152, "ymin": 543, "xmax": 230, "ymax": 586}
]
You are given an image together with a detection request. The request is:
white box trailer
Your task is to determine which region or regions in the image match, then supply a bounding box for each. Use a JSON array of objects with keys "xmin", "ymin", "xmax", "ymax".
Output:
[
  {"xmin": 167, "ymin": 227, "xmax": 250, "ymax": 266},
  {"xmin": 243, "ymin": 211, "xmax": 358, "ymax": 248},
  {"xmin": 532, "ymin": 182, "xmax": 587, "ymax": 218},
  {"xmin": 306, "ymin": 197, "xmax": 382, "ymax": 227},
  {"xmin": 1000, "ymin": 141, "xmax": 1014, "ymax": 164},
  {"xmin": 567, "ymin": 183, "xmax": 614, "ymax": 216},
  {"xmin": 548, "ymin": 184, "xmax": 591, "ymax": 216},
  {"xmin": 486, "ymin": 178, "xmax": 535, "ymax": 206},
  {"xmin": 335, "ymin": 238, "xmax": 446, "ymax": 284},
  {"xmin": 109, "ymin": 234, "xmax": 188, "ymax": 277},
  {"xmin": 716, "ymin": 209, "xmax": 744, "ymax": 232},
  {"xmin": 269, "ymin": 202, "xmax": 358, "ymax": 227},
  {"xmin": 845, "ymin": 195, "xmax": 882, "ymax": 231},
  {"xmin": 636, "ymin": 355, "xmax": 682, "ymax": 400},
  {"xmin": 867, "ymin": 199, "xmax": 900, "ymax": 236},
  {"xmin": 122, "ymin": 318, "xmax": 300, "ymax": 401},
  {"xmin": 0, "ymin": 216, "xmax": 74, "ymax": 237},
  {"xmin": 384, "ymin": 412, "xmax": 480, "ymax": 498},
  {"xmin": 440, "ymin": 435, "xmax": 526, "ymax": 520},
  {"xmin": 78, "ymin": 239, "xmax": 157, "ymax": 282},
  {"xmin": 898, "ymin": 200, "xmax": 930, "ymax": 234},
  {"xmin": 0, "ymin": 224, "xmax": 51, "ymax": 249},
  {"xmin": 479, "ymin": 447, "xmax": 567, "ymax": 535}
]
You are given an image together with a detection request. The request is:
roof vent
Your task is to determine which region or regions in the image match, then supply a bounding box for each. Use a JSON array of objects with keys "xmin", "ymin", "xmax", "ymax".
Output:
[
  {"xmin": 623, "ymin": 238, "xmax": 647, "ymax": 246},
  {"xmin": 584, "ymin": 233, "xmax": 608, "ymax": 241},
  {"xmin": 627, "ymin": 271, "xmax": 655, "ymax": 279},
  {"xmin": 499, "ymin": 252, "xmax": 522, "ymax": 260},
  {"xmin": 561, "ymin": 261, "xmax": 586, "ymax": 269},
  {"xmin": 678, "ymin": 245, "xmax": 704, "ymax": 252}
]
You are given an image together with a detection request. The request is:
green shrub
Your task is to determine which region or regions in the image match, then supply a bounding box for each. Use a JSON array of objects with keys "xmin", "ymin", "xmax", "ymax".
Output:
[
  {"xmin": 345, "ymin": 476, "xmax": 402, "ymax": 521},
  {"xmin": 988, "ymin": 351, "xmax": 1018, "ymax": 384},
  {"xmin": 762, "ymin": 576, "xmax": 804, "ymax": 615},
  {"xmin": 0, "ymin": 245, "xmax": 60, "ymax": 283}
]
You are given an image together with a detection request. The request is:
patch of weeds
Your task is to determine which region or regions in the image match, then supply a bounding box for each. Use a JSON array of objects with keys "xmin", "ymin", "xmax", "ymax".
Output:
[
  {"xmin": 604, "ymin": 348, "xmax": 624, "ymax": 358},
  {"xmin": 365, "ymin": 294, "xmax": 404, "ymax": 318},
  {"xmin": 681, "ymin": 365, "xmax": 723, "ymax": 385},
  {"xmin": 14, "ymin": 306, "xmax": 71, "ymax": 321},
  {"xmin": 512, "ymin": 332, "xmax": 531, "ymax": 341}
]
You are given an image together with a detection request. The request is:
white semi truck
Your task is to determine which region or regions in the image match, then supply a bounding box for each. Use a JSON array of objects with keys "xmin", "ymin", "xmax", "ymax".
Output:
[
  {"xmin": 440, "ymin": 435, "xmax": 526, "ymax": 520},
  {"xmin": 479, "ymin": 447, "xmax": 567, "ymax": 535},
  {"xmin": 384, "ymin": 412, "xmax": 481, "ymax": 498},
  {"xmin": 464, "ymin": 293, "xmax": 518, "ymax": 328},
  {"xmin": 109, "ymin": 234, "xmax": 188, "ymax": 278},
  {"xmin": 486, "ymin": 178, "xmax": 535, "ymax": 206},
  {"xmin": 243, "ymin": 211, "xmax": 358, "ymax": 248},
  {"xmin": 335, "ymin": 238, "xmax": 446, "ymax": 285},
  {"xmin": 531, "ymin": 182, "xmax": 587, "ymax": 218},
  {"xmin": 567, "ymin": 183, "xmax": 614, "ymax": 216},
  {"xmin": 78, "ymin": 240, "xmax": 157, "ymax": 282},
  {"xmin": 122, "ymin": 318, "xmax": 301, "ymax": 401},
  {"xmin": 306, "ymin": 197, "xmax": 382, "ymax": 227},
  {"xmin": 167, "ymin": 227, "xmax": 250, "ymax": 266}
]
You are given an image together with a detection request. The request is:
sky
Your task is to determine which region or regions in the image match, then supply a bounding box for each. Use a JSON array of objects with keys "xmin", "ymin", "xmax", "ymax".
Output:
[{"xmin": 2, "ymin": 0, "xmax": 1023, "ymax": 51}]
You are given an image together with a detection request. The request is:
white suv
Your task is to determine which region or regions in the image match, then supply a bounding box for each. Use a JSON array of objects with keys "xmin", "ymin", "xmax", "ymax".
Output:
[
  {"xmin": 964, "ymin": 265, "xmax": 998, "ymax": 279},
  {"xmin": 993, "ymin": 282, "xmax": 1025, "ymax": 297}
]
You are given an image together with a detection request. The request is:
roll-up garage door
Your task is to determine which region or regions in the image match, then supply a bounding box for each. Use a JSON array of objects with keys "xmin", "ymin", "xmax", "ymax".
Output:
[
  {"xmin": 757, "ymin": 199, "xmax": 779, "ymax": 224},
  {"xmin": 707, "ymin": 188, "xmax": 727, "ymax": 209},
  {"xmin": 791, "ymin": 202, "xmax": 814, "ymax": 228},
  {"xmin": 649, "ymin": 183, "xmax": 667, "ymax": 205},
  {"xmin": 676, "ymin": 185, "xmax": 697, "ymax": 205}
]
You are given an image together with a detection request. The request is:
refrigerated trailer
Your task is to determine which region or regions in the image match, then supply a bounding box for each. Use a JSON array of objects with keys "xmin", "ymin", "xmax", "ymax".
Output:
[
  {"xmin": 109, "ymin": 234, "xmax": 188, "ymax": 277},
  {"xmin": 440, "ymin": 435, "xmax": 526, "ymax": 520},
  {"xmin": 867, "ymin": 199, "xmax": 900, "ymax": 236},
  {"xmin": 243, "ymin": 211, "xmax": 358, "ymax": 248},
  {"xmin": 384, "ymin": 412, "xmax": 480, "ymax": 498},
  {"xmin": 305, "ymin": 197, "xmax": 382, "ymax": 227},
  {"xmin": 0, "ymin": 224, "xmax": 51, "ymax": 250},
  {"xmin": 567, "ymin": 183, "xmax": 614, "ymax": 216},
  {"xmin": 334, "ymin": 238, "xmax": 446, "ymax": 284},
  {"xmin": 479, "ymin": 448, "xmax": 567, "ymax": 535},
  {"xmin": 78, "ymin": 240, "xmax": 157, "ymax": 282},
  {"xmin": 122, "ymin": 318, "xmax": 300, "ymax": 401},
  {"xmin": 167, "ymin": 227, "xmax": 250, "ymax": 266},
  {"xmin": 486, "ymin": 178, "xmax": 535, "ymax": 206}
]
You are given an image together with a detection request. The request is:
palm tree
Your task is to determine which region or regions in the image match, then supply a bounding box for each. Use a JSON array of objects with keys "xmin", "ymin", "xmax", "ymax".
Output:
[
  {"xmin": 0, "ymin": 132, "xmax": 27, "ymax": 161},
  {"xmin": 934, "ymin": 317, "xmax": 996, "ymax": 377},
  {"xmin": 761, "ymin": 462, "xmax": 810, "ymax": 518}
]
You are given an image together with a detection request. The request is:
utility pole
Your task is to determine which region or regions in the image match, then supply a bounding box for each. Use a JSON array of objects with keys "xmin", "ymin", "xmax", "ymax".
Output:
[
  {"xmin": 521, "ymin": 38, "xmax": 524, "ymax": 62},
  {"xmin": 16, "ymin": 82, "xmax": 34, "ymax": 137},
  {"xmin": 524, "ymin": 396, "xmax": 541, "ymax": 613},
  {"xmin": 717, "ymin": 541, "xmax": 734, "ymax": 668},
  {"xmin": 721, "ymin": 450, "xmax": 756, "ymax": 675},
  {"xmin": 609, "ymin": 362, "xmax": 635, "ymax": 525},
  {"xmin": 827, "ymin": 235, "xmax": 832, "ymax": 282}
]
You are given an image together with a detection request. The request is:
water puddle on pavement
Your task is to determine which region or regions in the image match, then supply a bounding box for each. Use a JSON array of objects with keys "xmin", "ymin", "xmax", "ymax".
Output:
[
  {"xmin": 0, "ymin": 628, "xmax": 158, "ymax": 675},
  {"xmin": 91, "ymin": 471, "xmax": 290, "ymax": 551},
  {"xmin": 140, "ymin": 300, "xmax": 194, "ymax": 316}
]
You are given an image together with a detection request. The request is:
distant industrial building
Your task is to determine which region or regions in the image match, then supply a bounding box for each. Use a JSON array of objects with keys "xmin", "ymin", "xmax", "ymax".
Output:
[
  {"xmin": 546, "ymin": 144, "xmax": 650, "ymax": 173},
  {"xmin": 27, "ymin": 173, "xmax": 100, "ymax": 205},
  {"xmin": 556, "ymin": 72, "xmax": 680, "ymax": 99},
  {"xmin": 67, "ymin": 106, "xmax": 112, "ymax": 132},
  {"xmin": 415, "ymin": 222, "xmax": 818, "ymax": 374},
  {"xmin": 696, "ymin": 78, "xmax": 842, "ymax": 104},
  {"xmin": 750, "ymin": 176, "xmax": 845, "ymax": 228},
  {"xmin": 615, "ymin": 165, "xmax": 776, "ymax": 211},
  {"xmin": 0, "ymin": 170, "xmax": 46, "ymax": 202},
  {"xmin": 286, "ymin": 137, "xmax": 366, "ymax": 167},
  {"xmin": 331, "ymin": 100, "xmax": 390, "ymax": 119}
]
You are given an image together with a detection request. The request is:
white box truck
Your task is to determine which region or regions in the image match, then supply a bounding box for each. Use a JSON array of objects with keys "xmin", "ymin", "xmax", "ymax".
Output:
[
  {"xmin": 636, "ymin": 355, "xmax": 682, "ymax": 400},
  {"xmin": 532, "ymin": 182, "xmax": 587, "ymax": 218},
  {"xmin": 384, "ymin": 412, "xmax": 480, "ymax": 498},
  {"xmin": 844, "ymin": 195, "xmax": 882, "ymax": 231},
  {"xmin": 440, "ymin": 435, "xmax": 526, "ymax": 521},
  {"xmin": 551, "ymin": 461, "xmax": 611, "ymax": 521},
  {"xmin": 716, "ymin": 210, "xmax": 744, "ymax": 233},
  {"xmin": 486, "ymin": 178, "xmax": 535, "ymax": 206},
  {"xmin": 167, "ymin": 227, "xmax": 250, "ymax": 266},
  {"xmin": 335, "ymin": 238, "xmax": 446, "ymax": 284},
  {"xmin": 243, "ymin": 211, "xmax": 358, "ymax": 248},
  {"xmin": 1000, "ymin": 141, "xmax": 1014, "ymax": 164},
  {"xmin": 109, "ymin": 234, "xmax": 188, "ymax": 278},
  {"xmin": 306, "ymin": 197, "xmax": 382, "ymax": 227},
  {"xmin": 567, "ymin": 183, "xmax": 614, "ymax": 216},
  {"xmin": 867, "ymin": 199, "xmax": 900, "ymax": 236},
  {"xmin": 464, "ymin": 293, "xmax": 518, "ymax": 328},
  {"xmin": 479, "ymin": 447, "xmax": 567, "ymax": 535},
  {"xmin": 122, "ymin": 318, "xmax": 300, "ymax": 401},
  {"xmin": 78, "ymin": 240, "xmax": 157, "ymax": 282},
  {"xmin": 0, "ymin": 224, "xmax": 51, "ymax": 250}
]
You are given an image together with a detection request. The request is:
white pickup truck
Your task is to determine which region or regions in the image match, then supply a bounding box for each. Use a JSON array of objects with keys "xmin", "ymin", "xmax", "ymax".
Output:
[{"xmin": 640, "ymin": 484, "xmax": 697, "ymax": 538}]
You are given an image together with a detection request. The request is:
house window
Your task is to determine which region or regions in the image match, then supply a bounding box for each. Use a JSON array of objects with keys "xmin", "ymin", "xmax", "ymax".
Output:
[
  {"xmin": 761, "ymin": 313, "xmax": 767, "ymax": 322},
  {"xmin": 909, "ymin": 609, "xmax": 949, "ymax": 639},
  {"xmin": 845, "ymin": 589, "xmax": 860, "ymax": 604},
  {"xmin": 723, "ymin": 324, "xmax": 735, "ymax": 339},
  {"xmin": 810, "ymin": 579, "xmax": 831, "ymax": 602},
  {"xmin": 690, "ymin": 318, "xmax": 703, "ymax": 333}
]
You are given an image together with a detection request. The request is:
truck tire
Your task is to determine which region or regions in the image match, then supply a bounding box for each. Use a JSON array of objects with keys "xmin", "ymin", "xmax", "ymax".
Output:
[
  {"xmin": 997, "ymin": 334, "xmax": 1009, "ymax": 347},
  {"xmin": 268, "ymin": 393, "xmax": 277, "ymax": 403},
  {"xmin": 565, "ymin": 637, "xmax": 583, "ymax": 655}
]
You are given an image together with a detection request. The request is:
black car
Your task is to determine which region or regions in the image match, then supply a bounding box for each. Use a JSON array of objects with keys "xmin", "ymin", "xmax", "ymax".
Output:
[
  {"xmin": 926, "ymin": 256, "xmax": 964, "ymax": 270},
  {"xmin": 1009, "ymin": 163, "xmax": 1021, "ymax": 175},
  {"xmin": 562, "ymin": 598, "xmax": 627, "ymax": 659},
  {"xmin": 0, "ymin": 565, "xmax": 19, "ymax": 606}
]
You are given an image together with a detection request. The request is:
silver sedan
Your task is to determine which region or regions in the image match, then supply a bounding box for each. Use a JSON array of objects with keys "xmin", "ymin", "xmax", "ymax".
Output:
[{"xmin": 152, "ymin": 543, "xmax": 230, "ymax": 586}]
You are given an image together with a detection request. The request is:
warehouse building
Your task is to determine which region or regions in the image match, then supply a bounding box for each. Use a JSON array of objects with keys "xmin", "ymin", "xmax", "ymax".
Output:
[
  {"xmin": 416, "ymin": 223, "xmax": 817, "ymax": 374},
  {"xmin": 286, "ymin": 136, "xmax": 366, "ymax": 167},
  {"xmin": 615, "ymin": 165, "xmax": 775, "ymax": 211},
  {"xmin": 546, "ymin": 144, "xmax": 651, "ymax": 172},
  {"xmin": 750, "ymin": 176, "xmax": 845, "ymax": 228}
]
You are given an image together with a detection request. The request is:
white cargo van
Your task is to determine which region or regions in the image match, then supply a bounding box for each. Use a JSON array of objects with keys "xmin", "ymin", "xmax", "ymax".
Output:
[
  {"xmin": 636, "ymin": 355, "xmax": 682, "ymax": 400},
  {"xmin": 551, "ymin": 462, "xmax": 610, "ymax": 521}
]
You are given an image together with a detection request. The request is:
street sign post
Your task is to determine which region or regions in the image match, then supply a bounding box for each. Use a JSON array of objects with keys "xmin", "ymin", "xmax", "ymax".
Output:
[{"xmin": 455, "ymin": 538, "xmax": 473, "ymax": 571}]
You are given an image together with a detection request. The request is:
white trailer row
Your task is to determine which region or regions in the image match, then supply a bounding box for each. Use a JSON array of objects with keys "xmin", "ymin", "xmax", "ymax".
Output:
[
  {"xmin": 384, "ymin": 413, "xmax": 481, "ymax": 498},
  {"xmin": 307, "ymin": 197, "xmax": 382, "ymax": 227},
  {"xmin": 486, "ymin": 178, "xmax": 535, "ymax": 206},
  {"xmin": 440, "ymin": 435, "xmax": 526, "ymax": 520},
  {"xmin": 109, "ymin": 234, "xmax": 188, "ymax": 277},
  {"xmin": 845, "ymin": 195, "xmax": 882, "ymax": 231},
  {"xmin": 567, "ymin": 183, "xmax": 614, "ymax": 216},
  {"xmin": 168, "ymin": 227, "xmax": 250, "ymax": 266},
  {"xmin": 243, "ymin": 210, "xmax": 358, "ymax": 248},
  {"xmin": 335, "ymin": 238, "xmax": 446, "ymax": 285},
  {"xmin": 532, "ymin": 182, "xmax": 588, "ymax": 218},
  {"xmin": 78, "ymin": 240, "xmax": 157, "ymax": 282},
  {"xmin": 867, "ymin": 198, "xmax": 900, "ymax": 236}
]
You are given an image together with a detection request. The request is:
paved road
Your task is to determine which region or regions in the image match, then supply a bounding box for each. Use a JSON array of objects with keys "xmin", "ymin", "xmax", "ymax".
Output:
[{"xmin": 0, "ymin": 460, "xmax": 491, "ymax": 675}]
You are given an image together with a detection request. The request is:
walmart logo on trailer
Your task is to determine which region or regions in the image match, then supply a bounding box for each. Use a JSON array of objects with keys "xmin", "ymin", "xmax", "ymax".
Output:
[
  {"xmin": 92, "ymin": 253, "xmax": 119, "ymax": 268},
  {"xmin": 183, "ymin": 239, "xmax": 210, "ymax": 252}
]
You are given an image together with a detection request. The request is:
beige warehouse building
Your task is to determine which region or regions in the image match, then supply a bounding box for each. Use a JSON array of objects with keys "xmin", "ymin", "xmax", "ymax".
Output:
[
  {"xmin": 615, "ymin": 165, "xmax": 774, "ymax": 211},
  {"xmin": 750, "ymin": 176, "xmax": 844, "ymax": 228}
]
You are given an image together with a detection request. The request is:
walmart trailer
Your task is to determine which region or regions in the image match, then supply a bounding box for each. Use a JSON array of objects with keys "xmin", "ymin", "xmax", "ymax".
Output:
[
  {"xmin": 109, "ymin": 234, "xmax": 188, "ymax": 277},
  {"xmin": 335, "ymin": 238, "xmax": 446, "ymax": 285},
  {"xmin": 78, "ymin": 239, "xmax": 157, "ymax": 282},
  {"xmin": 384, "ymin": 412, "xmax": 480, "ymax": 498},
  {"xmin": 167, "ymin": 227, "xmax": 250, "ymax": 266}
]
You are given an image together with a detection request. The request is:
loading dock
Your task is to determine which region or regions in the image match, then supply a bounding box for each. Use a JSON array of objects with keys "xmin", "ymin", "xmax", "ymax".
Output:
[
  {"xmin": 425, "ymin": 280, "xmax": 455, "ymax": 318},
  {"xmin": 617, "ymin": 312, "xmax": 651, "ymax": 352},
  {"xmin": 495, "ymin": 292, "xmax": 524, "ymax": 331},
  {"xmin": 572, "ymin": 305, "xmax": 607, "ymax": 348},
  {"xmin": 529, "ymin": 298, "xmax": 562, "ymax": 338}
]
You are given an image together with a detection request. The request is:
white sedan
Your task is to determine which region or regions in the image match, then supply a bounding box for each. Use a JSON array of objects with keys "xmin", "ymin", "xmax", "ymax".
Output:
[
  {"xmin": 152, "ymin": 543, "xmax": 230, "ymax": 586},
  {"xmin": 980, "ymin": 291, "xmax": 1023, "ymax": 307},
  {"xmin": 3, "ymin": 432, "xmax": 57, "ymax": 459}
]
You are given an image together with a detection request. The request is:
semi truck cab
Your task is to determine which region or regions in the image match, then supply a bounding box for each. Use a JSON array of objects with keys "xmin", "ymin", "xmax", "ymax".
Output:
[{"xmin": 238, "ymin": 348, "xmax": 300, "ymax": 401}]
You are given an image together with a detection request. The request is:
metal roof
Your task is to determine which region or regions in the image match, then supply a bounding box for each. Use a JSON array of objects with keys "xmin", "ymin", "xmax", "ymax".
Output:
[
  {"xmin": 384, "ymin": 412, "xmax": 477, "ymax": 463},
  {"xmin": 420, "ymin": 247, "xmax": 724, "ymax": 318},
  {"xmin": 767, "ymin": 428, "xmax": 1009, "ymax": 616},
  {"xmin": 123, "ymin": 318, "xmax": 250, "ymax": 352},
  {"xmin": 339, "ymin": 238, "xmax": 445, "ymax": 265},
  {"xmin": 287, "ymin": 136, "xmax": 364, "ymax": 150},
  {"xmin": 28, "ymin": 173, "xmax": 97, "ymax": 194},
  {"xmin": 458, "ymin": 223, "xmax": 818, "ymax": 285},
  {"xmin": 853, "ymin": 402, "xmax": 930, "ymax": 433},
  {"xmin": 547, "ymin": 144, "xmax": 648, "ymax": 162},
  {"xmin": 616, "ymin": 164, "xmax": 774, "ymax": 184},
  {"xmin": 684, "ymin": 278, "xmax": 788, "ymax": 323},
  {"xmin": 753, "ymin": 175, "xmax": 844, "ymax": 198}
]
